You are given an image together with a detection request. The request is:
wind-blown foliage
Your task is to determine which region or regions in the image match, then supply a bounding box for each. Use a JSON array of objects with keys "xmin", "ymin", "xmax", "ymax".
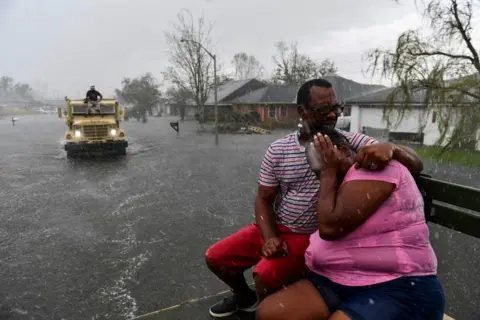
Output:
[
  {"xmin": 13, "ymin": 83, "xmax": 33, "ymax": 98},
  {"xmin": 366, "ymin": 0, "xmax": 480, "ymax": 151},
  {"xmin": 115, "ymin": 73, "xmax": 161, "ymax": 123},
  {"xmin": 0, "ymin": 76, "xmax": 34, "ymax": 99}
]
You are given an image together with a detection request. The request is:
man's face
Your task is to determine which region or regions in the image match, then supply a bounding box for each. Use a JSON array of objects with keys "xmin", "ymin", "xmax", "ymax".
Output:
[
  {"xmin": 300, "ymin": 86, "xmax": 343, "ymax": 130},
  {"xmin": 91, "ymin": 86, "xmax": 95, "ymax": 91}
]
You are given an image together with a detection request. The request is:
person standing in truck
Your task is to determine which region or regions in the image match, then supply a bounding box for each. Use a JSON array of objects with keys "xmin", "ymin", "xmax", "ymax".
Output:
[
  {"xmin": 85, "ymin": 85, "xmax": 103, "ymax": 113},
  {"xmin": 85, "ymin": 85, "xmax": 103, "ymax": 102}
]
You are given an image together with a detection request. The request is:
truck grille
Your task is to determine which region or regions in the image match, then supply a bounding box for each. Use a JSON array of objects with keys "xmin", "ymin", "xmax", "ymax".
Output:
[{"xmin": 83, "ymin": 125, "xmax": 109, "ymax": 140}]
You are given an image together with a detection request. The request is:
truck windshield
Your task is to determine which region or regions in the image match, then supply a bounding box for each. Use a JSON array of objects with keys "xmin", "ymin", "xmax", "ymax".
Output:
[
  {"xmin": 71, "ymin": 104, "xmax": 115, "ymax": 115},
  {"xmin": 72, "ymin": 106, "xmax": 88, "ymax": 114},
  {"xmin": 98, "ymin": 105, "xmax": 115, "ymax": 114}
]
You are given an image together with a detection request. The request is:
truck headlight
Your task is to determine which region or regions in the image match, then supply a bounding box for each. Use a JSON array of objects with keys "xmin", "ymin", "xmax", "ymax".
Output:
[
  {"xmin": 74, "ymin": 130, "xmax": 82, "ymax": 137},
  {"xmin": 110, "ymin": 129, "xmax": 117, "ymax": 136}
]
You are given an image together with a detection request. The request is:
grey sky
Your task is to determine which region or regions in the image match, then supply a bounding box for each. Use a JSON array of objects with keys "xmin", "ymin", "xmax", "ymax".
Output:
[{"xmin": 1, "ymin": 0, "xmax": 424, "ymax": 97}]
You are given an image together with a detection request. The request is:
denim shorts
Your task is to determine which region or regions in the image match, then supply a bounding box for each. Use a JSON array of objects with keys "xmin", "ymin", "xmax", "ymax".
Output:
[{"xmin": 307, "ymin": 271, "xmax": 445, "ymax": 320}]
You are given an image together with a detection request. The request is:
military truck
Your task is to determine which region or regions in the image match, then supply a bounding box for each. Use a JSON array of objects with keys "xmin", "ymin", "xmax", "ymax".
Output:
[{"xmin": 58, "ymin": 98, "xmax": 128, "ymax": 158}]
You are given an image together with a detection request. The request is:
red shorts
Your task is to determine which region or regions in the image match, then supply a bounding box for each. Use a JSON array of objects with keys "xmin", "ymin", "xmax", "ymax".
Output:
[{"xmin": 205, "ymin": 223, "xmax": 310, "ymax": 290}]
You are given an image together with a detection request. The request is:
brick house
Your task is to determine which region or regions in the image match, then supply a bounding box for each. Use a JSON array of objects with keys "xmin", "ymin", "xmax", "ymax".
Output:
[
  {"xmin": 225, "ymin": 76, "xmax": 386, "ymax": 126},
  {"xmin": 167, "ymin": 76, "xmax": 385, "ymax": 123},
  {"xmin": 164, "ymin": 79, "xmax": 266, "ymax": 120},
  {"xmin": 203, "ymin": 79, "xmax": 266, "ymax": 120},
  {"xmin": 227, "ymin": 84, "xmax": 299, "ymax": 124}
]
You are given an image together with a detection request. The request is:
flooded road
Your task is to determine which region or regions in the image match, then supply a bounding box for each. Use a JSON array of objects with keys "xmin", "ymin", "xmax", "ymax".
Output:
[
  {"xmin": 0, "ymin": 115, "xmax": 277, "ymax": 320},
  {"xmin": 0, "ymin": 115, "xmax": 478, "ymax": 319}
]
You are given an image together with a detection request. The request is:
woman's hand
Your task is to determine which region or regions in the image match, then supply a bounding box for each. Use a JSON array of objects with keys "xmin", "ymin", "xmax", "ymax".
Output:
[
  {"xmin": 313, "ymin": 133, "xmax": 342, "ymax": 171},
  {"xmin": 354, "ymin": 142, "xmax": 395, "ymax": 171}
]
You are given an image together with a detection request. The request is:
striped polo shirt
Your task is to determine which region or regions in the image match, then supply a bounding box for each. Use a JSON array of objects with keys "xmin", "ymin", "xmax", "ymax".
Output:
[{"xmin": 258, "ymin": 129, "xmax": 378, "ymax": 234}]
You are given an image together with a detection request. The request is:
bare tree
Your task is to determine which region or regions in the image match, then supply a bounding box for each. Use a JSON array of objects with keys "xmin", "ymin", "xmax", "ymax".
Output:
[
  {"xmin": 272, "ymin": 41, "xmax": 338, "ymax": 84},
  {"xmin": 231, "ymin": 52, "xmax": 265, "ymax": 80},
  {"xmin": 366, "ymin": 0, "xmax": 480, "ymax": 152},
  {"xmin": 163, "ymin": 9, "xmax": 214, "ymax": 123}
]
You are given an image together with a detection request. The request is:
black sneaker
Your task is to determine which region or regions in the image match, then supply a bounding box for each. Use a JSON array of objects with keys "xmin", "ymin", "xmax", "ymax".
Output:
[{"xmin": 209, "ymin": 292, "xmax": 258, "ymax": 318}]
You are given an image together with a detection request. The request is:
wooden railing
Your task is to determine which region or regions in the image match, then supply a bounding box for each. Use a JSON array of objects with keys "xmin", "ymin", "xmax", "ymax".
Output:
[{"xmin": 418, "ymin": 174, "xmax": 480, "ymax": 238}]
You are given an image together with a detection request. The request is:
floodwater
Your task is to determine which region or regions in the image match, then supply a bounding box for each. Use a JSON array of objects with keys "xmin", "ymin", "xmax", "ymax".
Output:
[{"xmin": 0, "ymin": 115, "xmax": 478, "ymax": 319}]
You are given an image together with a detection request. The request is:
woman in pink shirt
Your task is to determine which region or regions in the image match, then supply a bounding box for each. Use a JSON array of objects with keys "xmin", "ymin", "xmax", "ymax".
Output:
[{"xmin": 256, "ymin": 128, "xmax": 445, "ymax": 320}]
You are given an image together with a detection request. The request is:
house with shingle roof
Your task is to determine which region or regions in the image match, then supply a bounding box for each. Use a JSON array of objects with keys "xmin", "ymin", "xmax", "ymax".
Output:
[
  {"xmin": 225, "ymin": 76, "xmax": 385, "ymax": 124},
  {"xmin": 204, "ymin": 79, "xmax": 266, "ymax": 106},
  {"xmin": 168, "ymin": 76, "xmax": 386, "ymax": 121},
  {"xmin": 344, "ymin": 87, "xmax": 479, "ymax": 150},
  {"xmin": 345, "ymin": 87, "xmax": 427, "ymax": 106},
  {"xmin": 344, "ymin": 87, "xmax": 429, "ymax": 143},
  {"xmin": 166, "ymin": 79, "xmax": 267, "ymax": 120},
  {"xmin": 323, "ymin": 76, "xmax": 386, "ymax": 102},
  {"xmin": 227, "ymin": 84, "xmax": 298, "ymax": 122},
  {"xmin": 202, "ymin": 79, "xmax": 267, "ymax": 120}
]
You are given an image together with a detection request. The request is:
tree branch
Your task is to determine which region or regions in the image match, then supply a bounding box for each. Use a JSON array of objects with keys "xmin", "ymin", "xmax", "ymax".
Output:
[
  {"xmin": 409, "ymin": 50, "xmax": 474, "ymax": 61},
  {"xmin": 450, "ymin": 0, "xmax": 480, "ymax": 71}
]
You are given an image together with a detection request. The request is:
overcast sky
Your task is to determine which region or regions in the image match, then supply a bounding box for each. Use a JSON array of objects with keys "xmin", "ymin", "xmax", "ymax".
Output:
[{"xmin": 0, "ymin": 0, "xmax": 426, "ymax": 98}]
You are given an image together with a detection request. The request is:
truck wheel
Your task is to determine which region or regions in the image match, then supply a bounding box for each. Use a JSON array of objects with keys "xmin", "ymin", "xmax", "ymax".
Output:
[
  {"xmin": 66, "ymin": 150, "xmax": 75, "ymax": 159},
  {"xmin": 118, "ymin": 146, "xmax": 127, "ymax": 156}
]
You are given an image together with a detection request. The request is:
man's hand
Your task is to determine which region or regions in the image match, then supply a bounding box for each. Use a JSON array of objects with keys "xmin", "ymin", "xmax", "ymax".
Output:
[
  {"xmin": 355, "ymin": 142, "xmax": 396, "ymax": 171},
  {"xmin": 261, "ymin": 237, "xmax": 288, "ymax": 258}
]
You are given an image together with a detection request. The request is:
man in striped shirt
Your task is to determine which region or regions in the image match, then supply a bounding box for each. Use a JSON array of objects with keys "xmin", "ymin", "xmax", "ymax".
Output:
[{"xmin": 205, "ymin": 79, "xmax": 424, "ymax": 318}]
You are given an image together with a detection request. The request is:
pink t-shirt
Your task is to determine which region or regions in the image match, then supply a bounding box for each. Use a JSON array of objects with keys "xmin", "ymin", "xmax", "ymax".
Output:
[{"xmin": 305, "ymin": 160, "xmax": 437, "ymax": 286}]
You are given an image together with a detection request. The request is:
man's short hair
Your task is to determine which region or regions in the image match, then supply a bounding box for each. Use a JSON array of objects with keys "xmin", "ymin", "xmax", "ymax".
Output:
[{"xmin": 296, "ymin": 78, "xmax": 333, "ymax": 106}]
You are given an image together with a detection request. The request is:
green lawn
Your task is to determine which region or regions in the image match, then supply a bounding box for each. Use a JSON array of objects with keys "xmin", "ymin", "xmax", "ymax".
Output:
[{"xmin": 414, "ymin": 146, "xmax": 480, "ymax": 168}]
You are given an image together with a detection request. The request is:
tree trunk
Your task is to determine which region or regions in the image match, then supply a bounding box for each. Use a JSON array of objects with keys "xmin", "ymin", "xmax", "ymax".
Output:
[
  {"xmin": 197, "ymin": 104, "xmax": 205, "ymax": 123},
  {"xmin": 179, "ymin": 105, "xmax": 185, "ymax": 121}
]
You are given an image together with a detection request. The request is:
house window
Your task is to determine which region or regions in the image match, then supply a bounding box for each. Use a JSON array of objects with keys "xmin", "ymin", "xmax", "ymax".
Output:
[
  {"xmin": 250, "ymin": 105, "xmax": 255, "ymax": 112},
  {"xmin": 268, "ymin": 105, "xmax": 275, "ymax": 118},
  {"xmin": 279, "ymin": 105, "xmax": 287, "ymax": 117}
]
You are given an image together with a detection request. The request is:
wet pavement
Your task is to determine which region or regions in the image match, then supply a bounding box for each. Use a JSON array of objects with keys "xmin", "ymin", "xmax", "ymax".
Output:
[{"xmin": 0, "ymin": 115, "xmax": 479, "ymax": 320}]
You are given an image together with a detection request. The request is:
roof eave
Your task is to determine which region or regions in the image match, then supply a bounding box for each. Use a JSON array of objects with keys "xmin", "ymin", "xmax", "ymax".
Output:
[
  {"xmin": 229, "ymin": 101, "xmax": 296, "ymax": 104},
  {"xmin": 346, "ymin": 101, "xmax": 426, "ymax": 105}
]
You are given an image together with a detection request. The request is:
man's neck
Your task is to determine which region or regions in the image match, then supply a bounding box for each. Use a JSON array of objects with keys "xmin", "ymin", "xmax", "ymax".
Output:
[
  {"xmin": 297, "ymin": 126, "xmax": 321, "ymax": 143},
  {"xmin": 297, "ymin": 128, "xmax": 310, "ymax": 145}
]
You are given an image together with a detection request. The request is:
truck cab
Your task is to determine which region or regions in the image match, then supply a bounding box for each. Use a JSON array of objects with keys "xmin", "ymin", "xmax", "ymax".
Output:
[{"xmin": 58, "ymin": 98, "xmax": 128, "ymax": 158}]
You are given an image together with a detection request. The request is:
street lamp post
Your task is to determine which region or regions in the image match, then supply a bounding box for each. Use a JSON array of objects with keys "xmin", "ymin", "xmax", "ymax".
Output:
[{"xmin": 180, "ymin": 38, "xmax": 218, "ymax": 146}]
